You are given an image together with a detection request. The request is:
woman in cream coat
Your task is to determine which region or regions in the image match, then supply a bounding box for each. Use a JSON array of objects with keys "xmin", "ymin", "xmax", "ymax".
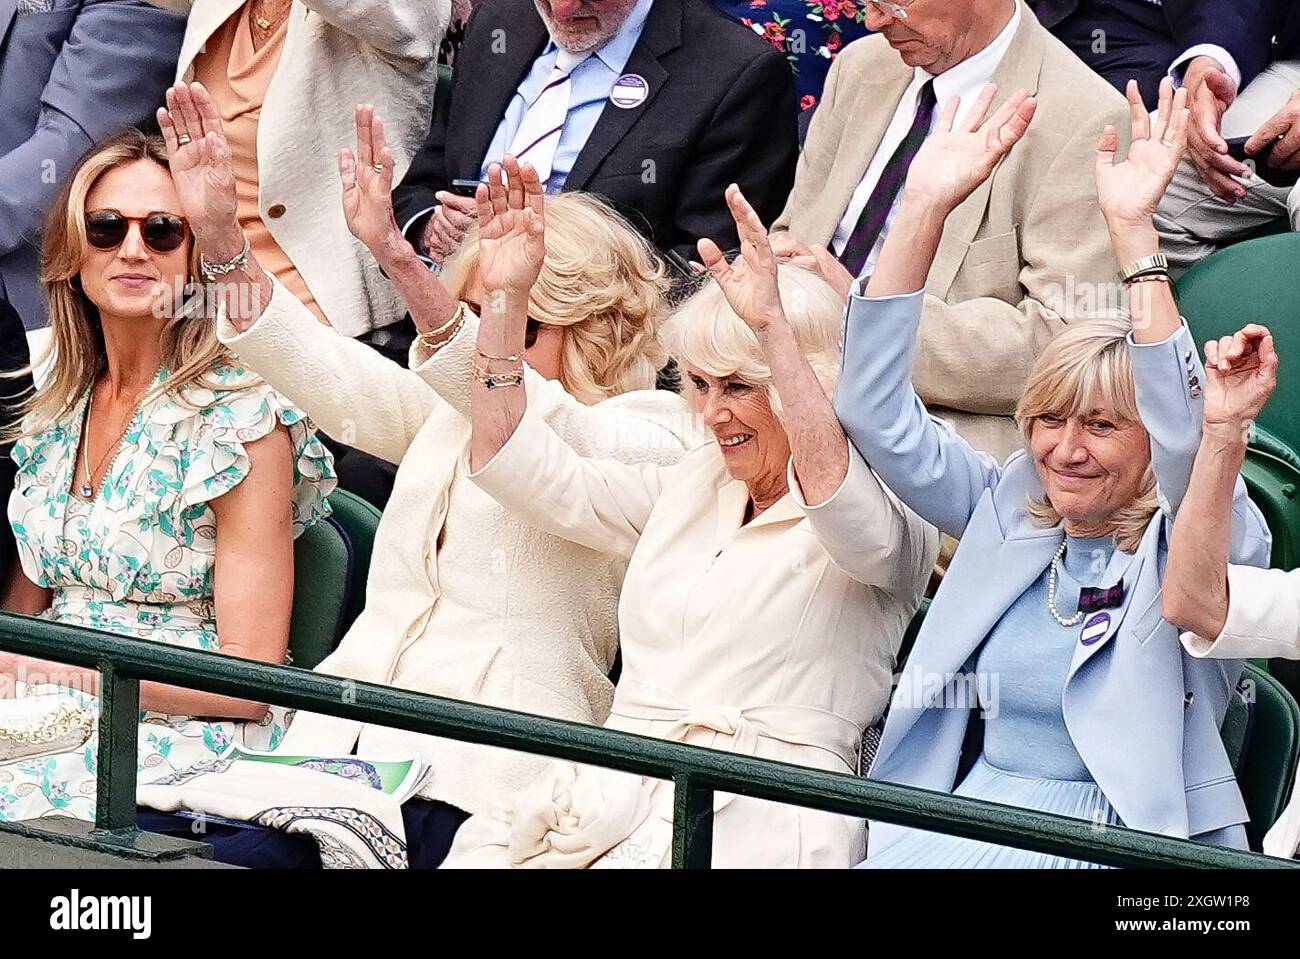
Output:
[
  {"xmin": 441, "ymin": 165, "xmax": 937, "ymax": 869},
  {"xmin": 149, "ymin": 86, "xmax": 699, "ymax": 866},
  {"xmin": 164, "ymin": 0, "xmax": 446, "ymax": 335},
  {"xmin": 1161, "ymin": 325, "xmax": 1300, "ymax": 858}
]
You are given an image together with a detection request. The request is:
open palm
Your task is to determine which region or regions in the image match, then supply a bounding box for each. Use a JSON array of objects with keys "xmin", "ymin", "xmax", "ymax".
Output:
[
  {"xmin": 339, "ymin": 104, "xmax": 406, "ymax": 258},
  {"xmin": 1096, "ymin": 79, "xmax": 1189, "ymax": 227},
  {"xmin": 697, "ymin": 184, "xmax": 783, "ymax": 331},
  {"xmin": 156, "ymin": 83, "xmax": 238, "ymax": 242},
  {"xmin": 475, "ymin": 157, "xmax": 546, "ymax": 298},
  {"xmin": 904, "ymin": 84, "xmax": 1037, "ymax": 213}
]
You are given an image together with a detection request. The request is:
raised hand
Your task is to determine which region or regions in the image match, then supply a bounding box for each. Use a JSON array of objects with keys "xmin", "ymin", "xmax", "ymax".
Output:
[
  {"xmin": 157, "ymin": 83, "xmax": 240, "ymax": 255},
  {"xmin": 474, "ymin": 156, "xmax": 545, "ymax": 300},
  {"xmin": 697, "ymin": 184, "xmax": 784, "ymax": 332},
  {"xmin": 770, "ymin": 234, "xmax": 853, "ymax": 303},
  {"xmin": 1203, "ymin": 324, "xmax": 1279, "ymax": 431},
  {"xmin": 339, "ymin": 104, "xmax": 409, "ymax": 263},
  {"xmin": 1095, "ymin": 78, "xmax": 1189, "ymax": 231},
  {"xmin": 902, "ymin": 84, "xmax": 1037, "ymax": 214}
]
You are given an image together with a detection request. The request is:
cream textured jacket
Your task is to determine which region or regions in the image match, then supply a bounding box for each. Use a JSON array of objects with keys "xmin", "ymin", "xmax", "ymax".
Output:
[
  {"xmin": 1181, "ymin": 564, "xmax": 1300, "ymax": 859},
  {"xmin": 168, "ymin": 0, "xmax": 446, "ymax": 335},
  {"xmin": 443, "ymin": 403, "xmax": 938, "ymax": 868},
  {"xmin": 217, "ymin": 281, "xmax": 700, "ymax": 816},
  {"xmin": 772, "ymin": 1, "xmax": 1130, "ymax": 459}
]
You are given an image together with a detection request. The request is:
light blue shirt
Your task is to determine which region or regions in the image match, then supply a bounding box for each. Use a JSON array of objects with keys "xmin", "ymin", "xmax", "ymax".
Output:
[{"xmin": 479, "ymin": 0, "xmax": 654, "ymax": 192}]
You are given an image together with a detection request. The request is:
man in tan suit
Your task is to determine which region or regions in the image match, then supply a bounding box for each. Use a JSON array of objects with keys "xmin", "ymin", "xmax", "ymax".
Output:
[{"xmin": 773, "ymin": 0, "xmax": 1130, "ymax": 458}]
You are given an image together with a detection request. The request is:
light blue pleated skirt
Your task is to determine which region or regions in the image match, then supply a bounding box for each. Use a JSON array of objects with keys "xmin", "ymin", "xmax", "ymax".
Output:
[{"xmin": 859, "ymin": 757, "xmax": 1121, "ymax": 869}]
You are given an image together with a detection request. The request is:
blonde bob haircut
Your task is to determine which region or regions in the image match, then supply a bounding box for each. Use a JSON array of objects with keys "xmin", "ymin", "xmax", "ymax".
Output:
[
  {"xmin": 5, "ymin": 128, "xmax": 232, "ymax": 443},
  {"xmin": 441, "ymin": 192, "xmax": 670, "ymax": 405},
  {"xmin": 1015, "ymin": 316, "xmax": 1158, "ymax": 553},
  {"xmin": 660, "ymin": 263, "xmax": 844, "ymax": 417}
]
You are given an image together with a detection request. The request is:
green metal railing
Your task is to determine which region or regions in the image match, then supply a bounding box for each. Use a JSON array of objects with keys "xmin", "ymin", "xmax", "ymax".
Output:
[{"xmin": 0, "ymin": 612, "xmax": 1295, "ymax": 869}]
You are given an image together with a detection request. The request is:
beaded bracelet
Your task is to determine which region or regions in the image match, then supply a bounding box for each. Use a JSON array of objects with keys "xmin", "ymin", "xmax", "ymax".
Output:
[{"xmin": 472, "ymin": 358, "xmax": 524, "ymax": 389}]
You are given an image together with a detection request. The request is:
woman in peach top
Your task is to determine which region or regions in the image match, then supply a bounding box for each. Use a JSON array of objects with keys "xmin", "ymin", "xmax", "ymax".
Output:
[{"xmin": 171, "ymin": 0, "xmax": 448, "ymax": 337}]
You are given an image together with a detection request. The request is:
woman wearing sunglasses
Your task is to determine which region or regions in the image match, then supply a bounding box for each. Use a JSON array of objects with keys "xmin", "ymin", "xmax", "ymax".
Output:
[
  {"xmin": 0, "ymin": 129, "xmax": 336, "ymax": 827},
  {"xmin": 130, "ymin": 85, "xmax": 700, "ymax": 868}
]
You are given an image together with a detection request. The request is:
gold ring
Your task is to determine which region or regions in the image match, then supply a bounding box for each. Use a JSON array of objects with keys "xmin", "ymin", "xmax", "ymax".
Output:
[
  {"xmin": 372, "ymin": 162, "xmax": 384, "ymax": 173},
  {"xmin": 177, "ymin": 134, "xmax": 192, "ymax": 146}
]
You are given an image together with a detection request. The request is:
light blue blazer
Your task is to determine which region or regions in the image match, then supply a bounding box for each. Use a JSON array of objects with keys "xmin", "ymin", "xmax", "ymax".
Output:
[{"xmin": 833, "ymin": 289, "xmax": 1272, "ymax": 853}]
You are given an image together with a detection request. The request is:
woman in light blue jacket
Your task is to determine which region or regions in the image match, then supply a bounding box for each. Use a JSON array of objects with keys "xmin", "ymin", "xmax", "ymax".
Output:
[{"xmin": 827, "ymin": 78, "xmax": 1272, "ymax": 866}]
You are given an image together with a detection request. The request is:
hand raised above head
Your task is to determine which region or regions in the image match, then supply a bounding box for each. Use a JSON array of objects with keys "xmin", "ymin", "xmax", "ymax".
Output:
[
  {"xmin": 901, "ymin": 83, "xmax": 1037, "ymax": 215},
  {"xmin": 1095, "ymin": 77, "xmax": 1189, "ymax": 231},
  {"xmin": 697, "ymin": 184, "xmax": 785, "ymax": 333},
  {"xmin": 1203, "ymin": 324, "xmax": 1279, "ymax": 430},
  {"xmin": 156, "ymin": 82, "xmax": 239, "ymax": 254},
  {"xmin": 339, "ymin": 104, "xmax": 409, "ymax": 263},
  {"xmin": 474, "ymin": 156, "xmax": 546, "ymax": 302}
]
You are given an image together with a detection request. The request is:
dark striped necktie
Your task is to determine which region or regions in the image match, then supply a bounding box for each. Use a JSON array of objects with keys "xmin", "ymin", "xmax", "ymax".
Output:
[{"xmin": 838, "ymin": 79, "xmax": 937, "ymax": 278}]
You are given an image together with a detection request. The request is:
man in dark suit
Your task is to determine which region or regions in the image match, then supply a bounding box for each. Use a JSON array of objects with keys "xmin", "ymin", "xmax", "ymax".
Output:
[
  {"xmin": 1032, "ymin": 1, "xmax": 1285, "ymax": 106},
  {"xmin": 1149, "ymin": 0, "xmax": 1300, "ymax": 268},
  {"xmin": 392, "ymin": 0, "xmax": 798, "ymax": 270},
  {"xmin": 0, "ymin": 0, "xmax": 186, "ymax": 331}
]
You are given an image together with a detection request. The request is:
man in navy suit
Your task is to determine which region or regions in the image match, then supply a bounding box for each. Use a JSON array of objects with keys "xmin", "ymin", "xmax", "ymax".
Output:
[
  {"xmin": 0, "ymin": 0, "xmax": 186, "ymax": 331},
  {"xmin": 1032, "ymin": 1, "xmax": 1291, "ymax": 106},
  {"xmin": 1150, "ymin": 0, "xmax": 1300, "ymax": 269}
]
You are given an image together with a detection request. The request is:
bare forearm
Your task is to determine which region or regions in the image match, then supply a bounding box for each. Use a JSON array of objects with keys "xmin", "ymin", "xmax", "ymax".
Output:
[
  {"xmin": 755, "ymin": 319, "xmax": 848, "ymax": 505},
  {"xmin": 865, "ymin": 200, "xmax": 946, "ymax": 298},
  {"xmin": 380, "ymin": 241, "xmax": 460, "ymax": 340},
  {"xmin": 468, "ymin": 292, "xmax": 530, "ymax": 473},
  {"xmin": 2, "ymin": 657, "xmax": 267, "ymax": 720},
  {"xmin": 1164, "ymin": 423, "xmax": 1246, "ymax": 637}
]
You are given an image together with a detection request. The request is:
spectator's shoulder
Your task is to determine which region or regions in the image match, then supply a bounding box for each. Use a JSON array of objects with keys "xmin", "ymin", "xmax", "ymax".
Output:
[
  {"xmin": 1034, "ymin": 29, "xmax": 1130, "ymax": 126},
  {"xmin": 677, "ymin": 0, "xmax": 791, "ymax": 73},
  {"xmin": 462, "ymin": 0, "xmax": 535, "ymax": 37}
]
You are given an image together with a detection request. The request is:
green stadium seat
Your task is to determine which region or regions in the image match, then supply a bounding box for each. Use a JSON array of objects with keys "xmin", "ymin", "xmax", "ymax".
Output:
[
  {"xmin": 287, "ymin": 515, "xmax": 350, "ymax": 670},
  {"xmin": 1177, "ymin": 233, "xmax": 1300, "ymax": 459},
  {"xmin": 1235, "ymin": 663, "xmax": 1300, "ymax": 852},
  {"xmin": 322, "ymin": 489, "xmax": 382, "ymax": 635},
  {"xmin": 1240, "ymin": 447, "xmax": 1300, "ymax": 572}
]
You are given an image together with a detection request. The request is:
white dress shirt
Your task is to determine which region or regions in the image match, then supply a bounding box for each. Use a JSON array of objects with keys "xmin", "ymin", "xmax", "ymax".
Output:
[{"xmin": 831, "ymin": 1, "xmax": 1021, "ymax": 277}]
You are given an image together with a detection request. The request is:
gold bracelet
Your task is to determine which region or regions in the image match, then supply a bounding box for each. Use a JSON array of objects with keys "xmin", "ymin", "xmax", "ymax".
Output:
[
  {"xmin": 472, "ymin": 358, "xmax": 524, "ymax": 389},
  {"xmin": 1124, "ymin": 272, "xmax": 1171, "ymax": 285},
  {"xmin": 417, "ymin": 301, "xmax": 468, "ymax": 347},
  {"xmin": 475, "ymin": 346, "xmax": 523, "ymax": 363}
]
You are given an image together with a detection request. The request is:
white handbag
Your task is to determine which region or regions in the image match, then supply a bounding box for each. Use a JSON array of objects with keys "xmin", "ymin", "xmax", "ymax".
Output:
[{"xmin": 0, "ymin": 693, "xmax": 97, "ymax": 764}]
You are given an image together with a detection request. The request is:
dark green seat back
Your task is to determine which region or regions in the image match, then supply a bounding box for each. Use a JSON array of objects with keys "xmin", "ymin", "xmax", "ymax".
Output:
[
  {"xmin": 323, "ymin": 489, "xmax": 382, "ymax": 635},
  {"xmin": 1177, "ymin": 233, "xmax": 1300, "ymax": 458},
  {"xmin": 287, "ymin": 516, "xmax": 350, "ymax": 670},
  {"xmin": 1235, "ymin": 663, "xmax": 1300, "ymax": 852}
]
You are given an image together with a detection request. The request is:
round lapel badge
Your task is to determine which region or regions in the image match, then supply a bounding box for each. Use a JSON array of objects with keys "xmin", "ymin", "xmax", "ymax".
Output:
[
  {"xmin": 609, "ymin": 73, "xmax": 649, "ymax": 109},
  {"xmin": 1079, "ymin": 611, "xmax": 1111, "ymax": 647}
]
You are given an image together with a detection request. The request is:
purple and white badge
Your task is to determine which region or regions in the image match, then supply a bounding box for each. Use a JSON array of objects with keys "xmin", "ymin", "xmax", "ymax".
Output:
[
  {"xmin": 1079, "ymin": 611, "xmax": 1111, "ymax": 646},
  {"xmin": 610, "ymin": 73, "xmax": 649, "ymax": 109}
]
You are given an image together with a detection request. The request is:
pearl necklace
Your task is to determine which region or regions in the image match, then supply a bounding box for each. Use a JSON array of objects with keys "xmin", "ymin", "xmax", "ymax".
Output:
[{"xmin": 1047, "ymin": 539, "xmax": 1085, "ymax": 627}]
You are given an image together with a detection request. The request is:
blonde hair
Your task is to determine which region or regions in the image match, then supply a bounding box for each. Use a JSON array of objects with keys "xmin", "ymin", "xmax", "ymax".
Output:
[
  {"xmin": 5, "ymin": 129, "xmax": 233, "ymax": 442},
  {"xmin": 1015, "ymin": 316, "xmax": 1157, "ymax": 553},
  {"xmin": 442, "ymin": 193, "xmax": 669, "ymax": 404},
  {"xmin": 661, "ymin": 263, "xmax": 844, "ymax": 417}
]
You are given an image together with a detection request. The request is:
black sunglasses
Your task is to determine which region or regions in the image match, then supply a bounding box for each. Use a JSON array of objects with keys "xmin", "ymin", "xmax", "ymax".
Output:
[
  {"xmin": 464, "ymin": 299, "xmax": 543, "ymax": 348},
  {"xmin": 85, "ymin": 210, "xmax": 189, "ymax": 254}
]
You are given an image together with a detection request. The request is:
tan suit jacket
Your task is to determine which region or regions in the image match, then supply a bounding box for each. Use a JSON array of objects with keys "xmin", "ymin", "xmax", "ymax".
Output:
[{"xmin": 774, "ymin": 2, "xmax": 1130, "ymax": 458}]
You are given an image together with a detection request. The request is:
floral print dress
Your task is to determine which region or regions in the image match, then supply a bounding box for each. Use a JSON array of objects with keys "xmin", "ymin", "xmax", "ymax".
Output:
[
  {"xmin": 713, "ymin": 0, "xmax": 872, "ymax": 111},
  {"xmin": 0, "ymin": 363, "xmax": 335, "ymax": 824}
]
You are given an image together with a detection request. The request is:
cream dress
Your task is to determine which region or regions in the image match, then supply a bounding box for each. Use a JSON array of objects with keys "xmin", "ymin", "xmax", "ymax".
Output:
[{"xmin": 443, "ymin": 402, "xmax": 938, "ymax": 868}]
